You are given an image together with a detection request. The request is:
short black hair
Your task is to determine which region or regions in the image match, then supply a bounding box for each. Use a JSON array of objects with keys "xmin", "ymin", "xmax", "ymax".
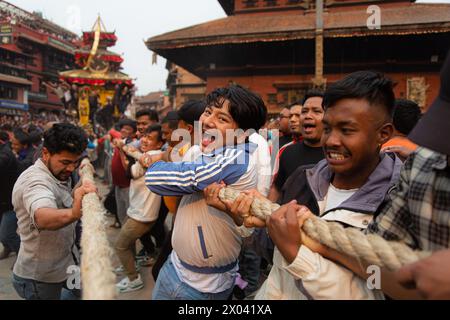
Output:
[
  {"xmin": 13, "ymin": 129, "xmax": 31, "ymax": 146},
  {"xmin": 144, "ymin": 124, "xmax": 163, "ymax": 142},
  {"xmin": 302, "ymin": 89, "xmax": 324, "ymax": 106},
  {"xmin": 136, "ymin": 109, "xmax": 159, "ymax": 123},
  {"xmin": 177, "ymin": 100, "xmax": 206, "ymax": 125},
  {"xmin": 162, "ymin": 112, "xmax": 179, "ymax": 130},
  {"xmin": 43, "ymin": 123, "xmax": 87, "ymax": 155},
  {"xmin": 118, "ymin": 118, "xmax": 137, "ymax": 132},
  {"xmin": 206, "ymin": 85, "xmax": 267, "ymax": 131},
  {"xmin": 323, "ymin": 71, "xmax": 395, "ymax": 119},
  {"xmin": 288, "ymin": 101, "xmax": 302, "ymax": 109},
  {"xmin": 28, "ymin": 130, "xmax": 43, "ymax": 146},
  {"xmin": 392, "ymin": 99, "xmax": 422, "ymax": 135}
]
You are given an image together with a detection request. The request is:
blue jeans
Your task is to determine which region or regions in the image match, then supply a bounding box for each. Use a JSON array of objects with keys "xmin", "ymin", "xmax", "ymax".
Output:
[
  {"xmin": 0, "ymin": 211, "xmax": 20, "ymax": 253},
  {"xmin": 152, "ymin": 256, "xmax": 234, "ymax": 300},
  {"xmin": 12, "ymin": 274, "xmax": 80, "ymax": 300}
]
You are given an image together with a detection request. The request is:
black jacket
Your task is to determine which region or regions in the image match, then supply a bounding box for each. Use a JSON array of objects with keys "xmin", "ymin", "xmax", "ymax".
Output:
[{"xmin": 0, "ymin": 143, "xmax": 19, "ymax": 214}]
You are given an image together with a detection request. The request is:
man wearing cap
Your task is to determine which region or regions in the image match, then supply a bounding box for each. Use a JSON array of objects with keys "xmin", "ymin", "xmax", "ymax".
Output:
[{"xmin": 295, "ymin": 51, "xmax": 450, "ymax": 299}]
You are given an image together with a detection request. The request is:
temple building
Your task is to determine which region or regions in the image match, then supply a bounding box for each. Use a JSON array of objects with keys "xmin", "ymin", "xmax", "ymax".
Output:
[
  {"xmin": 146, "ymin": 0, "xmax": 450, "ymax": 115},
  {"xmin": 0, "ymin": 0, "xmax": 78, "ymax": 116},
  {"xmin": 165, "ymin": 62, "xmax": 206, "ymax": 109}
]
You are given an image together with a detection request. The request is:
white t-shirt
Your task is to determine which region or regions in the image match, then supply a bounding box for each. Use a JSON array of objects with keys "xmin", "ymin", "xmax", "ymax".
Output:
[
  {"xmin": 324, "ymin": 184, "xmax": 358, "ymax": 212},
  {"xmin": 127, "ymin": 150, "xmax": 163, "ymax": 223},
  {"xmin": 249, "ymin": 133, "xmax": 271, "ymax": 197}
]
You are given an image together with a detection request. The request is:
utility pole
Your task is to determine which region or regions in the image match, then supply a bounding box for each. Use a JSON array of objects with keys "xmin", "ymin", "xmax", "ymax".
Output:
[{"xmin": 312, "ymin": 0, "xmax": 326, "ymax": 89}]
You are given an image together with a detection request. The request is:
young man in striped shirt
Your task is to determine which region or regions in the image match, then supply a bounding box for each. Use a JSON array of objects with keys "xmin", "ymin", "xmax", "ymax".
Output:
[{"xmin": 145, "ymin": 85, "xmax": 267, "ymax": 300}]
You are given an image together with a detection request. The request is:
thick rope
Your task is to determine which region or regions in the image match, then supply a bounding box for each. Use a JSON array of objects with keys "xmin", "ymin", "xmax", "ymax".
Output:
[
  {"xmin": 122, "ymin": 145, "xmax": 142, "ymax": 160},
  {"xmin": 79, "ymin": 158, "xmax": 116, "ymax": 300},
  {"xmin": 219, "ymin": 187, "xmax": 431, "ymax": 271}
]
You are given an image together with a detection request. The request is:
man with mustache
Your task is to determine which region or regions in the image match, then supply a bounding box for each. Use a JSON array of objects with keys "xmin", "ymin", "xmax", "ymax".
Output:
[
  {"xmin": 11, "ymin": 123, "xmax": 96, "ymax": 300},
  {"xmin": 269, "ymin": 90, "xmax": 325, "ymax": 202}
]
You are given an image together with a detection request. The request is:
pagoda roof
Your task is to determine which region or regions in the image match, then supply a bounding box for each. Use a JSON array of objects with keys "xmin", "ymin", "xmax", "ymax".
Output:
[
  {"xmin": 59, "ymin": 69, "xmax": 132, "ymax": 85},
  {"xmin": 147, "ymin": 3, "xmax": 450, "ymax": 50},
  {"xmin": 75, "ymin": 48, "xmax": 122, "ymax": 58}
]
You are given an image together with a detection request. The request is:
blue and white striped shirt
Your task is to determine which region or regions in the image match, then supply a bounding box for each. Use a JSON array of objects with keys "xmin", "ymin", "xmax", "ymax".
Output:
[{"xmin": 145, "ymin": 143, "xmax": 258, "ymax": 293}]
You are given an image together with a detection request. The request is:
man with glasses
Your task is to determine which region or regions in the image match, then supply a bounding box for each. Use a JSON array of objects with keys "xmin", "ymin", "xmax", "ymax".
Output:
[
  {"xmin": 11, "ymin": 123, "xmax": 96, "ymax": 300},
  {"xmin": 278, "ymin": 107, "xmax": 292, "ymax": 148}
]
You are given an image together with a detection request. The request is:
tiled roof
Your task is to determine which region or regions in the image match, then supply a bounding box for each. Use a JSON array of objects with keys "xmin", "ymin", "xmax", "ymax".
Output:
[
  {"xmin": 136, "ymin": 91, "xmax": 165, "ymax": 104},
  {"xmin": 147, "ymin": 3, "xmax": 450, "ymax": 50}
]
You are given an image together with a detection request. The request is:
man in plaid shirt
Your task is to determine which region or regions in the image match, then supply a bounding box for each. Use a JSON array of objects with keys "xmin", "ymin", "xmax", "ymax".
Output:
[
  {"xmin": 388, "ymin": 50, "xmax": 450, "ymax": 299},
  {"xmin": 367, "ymin": 147, "xmax": 450, "ymax": 252},
  {"xmin": 369, "ymin": 50, "xmax": 450, "ymax": 252}
]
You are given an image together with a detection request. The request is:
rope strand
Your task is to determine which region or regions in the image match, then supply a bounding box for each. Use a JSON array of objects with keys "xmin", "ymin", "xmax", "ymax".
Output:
[
  {"xmin": 219, "ymin": 187, "xmax": 430, "ymax": 271},
  {"xmin": 79, "ymin": 158, "xmax": 116, "ymax": 300}
]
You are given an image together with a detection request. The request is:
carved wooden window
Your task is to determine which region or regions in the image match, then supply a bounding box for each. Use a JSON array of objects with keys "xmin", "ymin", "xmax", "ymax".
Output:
[
  {"xmin": 243, "ymin": 0, "xmax": 259, "ymax": 8},
  {"xmin": 267, "ymin": 93, "xmax": 277, "ymax": 104},
  {"xmin": 407, "ymin": 77, "xmax": 429, "ymax": 110},
  {"xmin": 264, "ymin": 0, "xmax": 278, "ymax": 6}
]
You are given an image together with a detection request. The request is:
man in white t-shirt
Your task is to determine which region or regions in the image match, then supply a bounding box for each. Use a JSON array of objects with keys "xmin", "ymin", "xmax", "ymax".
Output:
[
  {"xmin": 114, "ymin": 125, "xmax": 164, "ymax": 293},
  {"xmin": 221, "ymin": 71, "xmax": 404, "ymax": 300}
]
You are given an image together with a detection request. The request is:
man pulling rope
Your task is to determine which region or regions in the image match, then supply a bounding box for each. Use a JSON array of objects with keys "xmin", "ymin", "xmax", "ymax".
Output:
[{"xmin": 218, "ymin": 187, "xmax": 430, "ymax": 272}]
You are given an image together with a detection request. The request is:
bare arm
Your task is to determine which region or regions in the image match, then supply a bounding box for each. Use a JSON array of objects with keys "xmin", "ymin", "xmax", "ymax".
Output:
[
  {"xmin": 268, "ymin": 184, "xmax": 281, "ymax": 202},
  {"xmin": 34, "ymin": 208, "xmax": 80, "ymax": 231},
  {"xmin": 34, "ymin": 181, "xmax": 96, "ymax": 231},
  {"xmin": 395, "ymin": 249, "xmax": 450, "ymax": 299}
]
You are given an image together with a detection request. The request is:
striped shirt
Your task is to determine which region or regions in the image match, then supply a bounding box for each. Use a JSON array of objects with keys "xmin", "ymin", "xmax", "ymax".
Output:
[{"xmin": 145, "ymin": 143, "xmax": 258, "ymax": 293}]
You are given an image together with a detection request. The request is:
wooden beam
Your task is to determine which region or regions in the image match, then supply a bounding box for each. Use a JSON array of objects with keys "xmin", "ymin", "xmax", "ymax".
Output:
[{"xmin": 312, "ymin": 0, "xmax": 326, "ymax": 89}]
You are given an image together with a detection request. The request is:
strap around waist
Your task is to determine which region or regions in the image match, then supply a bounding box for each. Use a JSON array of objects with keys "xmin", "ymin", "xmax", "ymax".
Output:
[{"xmin": 178, "ymin": 258, "xmax": 238, "ymax": 275}]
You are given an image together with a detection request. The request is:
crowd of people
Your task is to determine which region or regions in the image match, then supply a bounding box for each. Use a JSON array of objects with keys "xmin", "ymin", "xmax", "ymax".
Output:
[
  {"xmin": 0, "ymin": 51, "xmax": 450, "ymax": 301},
  {"xmin": 0, "ymin": 5, "xmax": 78, "ymax": 43}
]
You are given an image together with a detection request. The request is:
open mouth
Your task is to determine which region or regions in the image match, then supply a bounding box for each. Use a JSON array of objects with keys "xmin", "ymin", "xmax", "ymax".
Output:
[
  {"xmin": 302, "ymin": 124, "xmax": 316, "ymax": 135},
  {"xmin": 201, "ymin": 131, "xmax": 216, "ymax": 148}
]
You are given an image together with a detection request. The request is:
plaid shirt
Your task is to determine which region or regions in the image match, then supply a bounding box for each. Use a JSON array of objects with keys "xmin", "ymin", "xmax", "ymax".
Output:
[{"xmin": 367, "ymin": 147, "xmax": 450, "ymax": 251}]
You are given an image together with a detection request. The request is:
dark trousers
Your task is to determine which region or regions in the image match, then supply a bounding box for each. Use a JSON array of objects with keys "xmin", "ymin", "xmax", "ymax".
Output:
[
  {"xmin": 238, "ymin": 245, "xmax": 261, "ymax": 295},
  {"xmin": 12, "ymin": 274, "xmax": 81, "ymax": 300},
  {"xmin": 0, "ymin": 211, "xmax": 20, "ymax": 253},
  {"xmin": 151, "ymin": 229, "xmax": 173, "ymax": 282}
]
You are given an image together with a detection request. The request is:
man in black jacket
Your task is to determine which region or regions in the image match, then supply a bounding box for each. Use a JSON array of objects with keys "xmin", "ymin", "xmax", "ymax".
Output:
[{"xmin": 0, "ymin": 130, "xmax": 19, "ymax": 260}]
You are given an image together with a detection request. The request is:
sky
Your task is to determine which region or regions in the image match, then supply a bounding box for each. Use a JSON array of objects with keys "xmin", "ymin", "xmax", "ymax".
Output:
[{"xmin": 5, "ymin": 0, "xmax": 450, "ymax": 95}]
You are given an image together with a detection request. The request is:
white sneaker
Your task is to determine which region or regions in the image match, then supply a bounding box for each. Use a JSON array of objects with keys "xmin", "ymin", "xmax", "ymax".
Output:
[{"xmin": 116, "ymin": 274, "xmax": 144, "ymax": 293}]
